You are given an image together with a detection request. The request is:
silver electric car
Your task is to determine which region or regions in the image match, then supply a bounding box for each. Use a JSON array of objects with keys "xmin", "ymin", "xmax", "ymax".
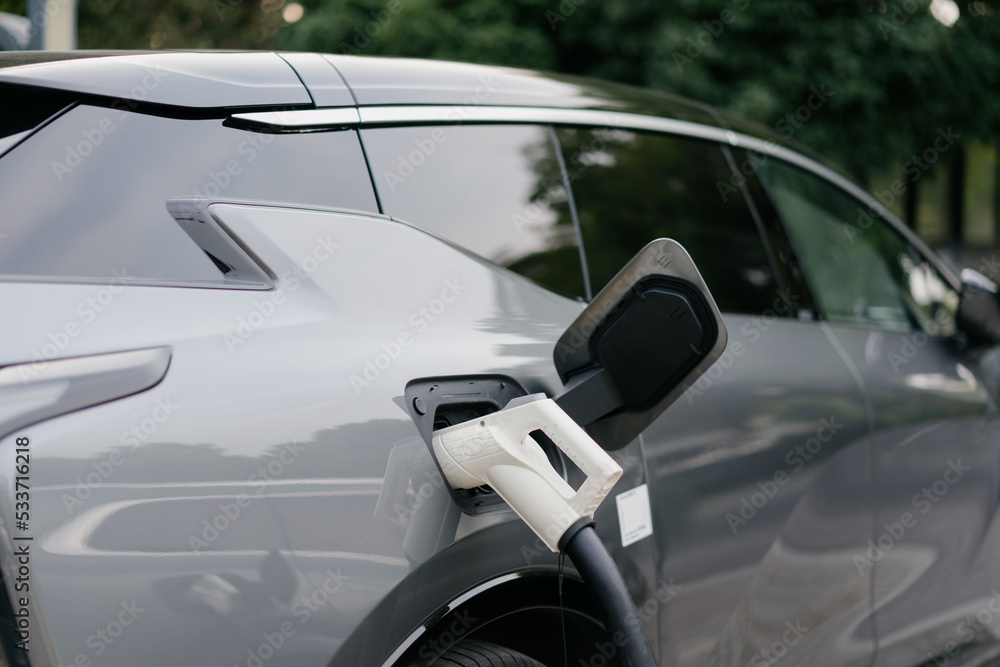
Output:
[{"xmin": 1, "ymin": 51, "xmax": 1000, "ymax": 667}]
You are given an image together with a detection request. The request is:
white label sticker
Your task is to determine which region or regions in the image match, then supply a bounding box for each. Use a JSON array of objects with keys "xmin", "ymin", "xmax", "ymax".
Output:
[{"xmin": 616, "ymin": 484, "xmax": 653, "ymax": 547}]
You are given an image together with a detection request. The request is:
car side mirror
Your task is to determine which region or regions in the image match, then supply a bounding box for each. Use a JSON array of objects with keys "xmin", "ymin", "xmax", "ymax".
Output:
[
  {"xmin": 552, "ymin": 238, "xmax": 728, "ymax": 450},
  {"xmin": 957, "ymin": 268, "xmax": 1000, "ymax": 345}
]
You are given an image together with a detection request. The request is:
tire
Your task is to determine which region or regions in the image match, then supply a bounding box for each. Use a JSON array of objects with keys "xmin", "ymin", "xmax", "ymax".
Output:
[{"xmin": 431, "ymin": 640, "xmax": 548, "ymax": 666}]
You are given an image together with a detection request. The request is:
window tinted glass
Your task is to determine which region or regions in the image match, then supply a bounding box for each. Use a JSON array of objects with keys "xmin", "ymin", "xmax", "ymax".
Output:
[
  {"xmin": 761, "ymin": 160, "xmax": 958, "ymax": 335},
  {"xmin": 361, "ymin": 125, "xmax": 585, "ymax": 299},
  {"xmin": 0, "ymin": 104, "xmax": 377, "ymax": 285},
  {"xmin": 0, "ymin": 83, "xmax": 77, "ymax": 156},
  {"xmin": 0, "ymin": 84, "xmax": 75, "ymax": 138},
  {"xmin": 556, "ymin": 127, "xmax": 783, "ymax": 315}
]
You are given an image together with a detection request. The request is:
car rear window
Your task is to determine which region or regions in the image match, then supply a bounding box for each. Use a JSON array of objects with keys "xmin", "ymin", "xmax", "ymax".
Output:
[
  {"xmin": 0, "ymin": 101, "xmax": 378, "ymax": 286},
  {"xmin": 361, "ymin": 124, "xmax": 588, "ymax": 300},
  {"xmin": 0, "ymin": 83, "xmax": 77, "ymax": 156}
]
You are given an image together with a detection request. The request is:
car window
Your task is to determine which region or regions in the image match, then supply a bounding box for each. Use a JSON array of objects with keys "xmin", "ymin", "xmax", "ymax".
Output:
[
  {"xmin": 760, "ymin": 159, "xmax": 958, "ymax": 335},
  {"xmin": 360, "ymin": 124, "xmax": 586, "ymax": 299},
  {"xmin": 554, "ymin": 127, "xmax": 785, "ymax": 315},
  {"xmin": 0, "ymin": 83, "xmax": 76, "ymax": 156},
  {"xmin": 0, "ymin": 102, "xmax": 378, "ymax": 285}
]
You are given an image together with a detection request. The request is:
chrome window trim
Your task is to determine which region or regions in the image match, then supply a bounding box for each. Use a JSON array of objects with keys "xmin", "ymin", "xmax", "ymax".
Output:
[
  {"xmin": 226, "ymin": 104, "xmax": 961, "ymax": 289},
  {"xmin": 229, "ymin": 107, "xmax": 361, "ymax": 129}
]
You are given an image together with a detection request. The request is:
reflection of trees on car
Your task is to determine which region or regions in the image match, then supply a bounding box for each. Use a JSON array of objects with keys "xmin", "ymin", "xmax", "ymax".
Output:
[{"xmin": 523, "ymin": 126, "xmax": 783, "ymax": 315}]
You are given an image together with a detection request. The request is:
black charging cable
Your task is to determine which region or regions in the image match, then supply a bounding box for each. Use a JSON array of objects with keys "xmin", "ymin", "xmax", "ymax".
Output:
[{"xmin": 558, "ymin": 518, "xmax": 656, "ymax": 667}]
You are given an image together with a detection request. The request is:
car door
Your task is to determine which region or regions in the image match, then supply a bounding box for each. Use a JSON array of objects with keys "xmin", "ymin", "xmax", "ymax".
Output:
[
  {"xmin": 554, "ymin": 127, "xmax": 876, "ymax": 667},
  {"xmin": 756, "ymin": 157, "xmax": 999, "ymax": 667}
]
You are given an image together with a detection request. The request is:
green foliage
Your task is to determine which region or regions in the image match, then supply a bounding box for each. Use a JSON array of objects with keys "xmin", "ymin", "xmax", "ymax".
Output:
[
  {"xmin": 77, "ymin": 0, "xmax": 285, "ymax": 50},
  {"xmin": 0, "ymin": 0, "xmax": 26, "ymax": 15},
  {"xmin": 278, "ymin": 0, "xmax": 559, "ymax": 70},
  {"xmin": 275, "ymin": 0, "xmax": 1000, "ymax": 180},
  {"xmin": 18, "ymin": 0, "xmax": 993, "ymax": 182}
]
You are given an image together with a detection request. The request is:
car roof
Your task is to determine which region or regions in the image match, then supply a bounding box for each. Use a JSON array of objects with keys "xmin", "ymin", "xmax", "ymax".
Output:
[
  {"xmin": 0, "ymin": 50, "xmax": 795, "ymax": 145},
  {"xmin": 0, "ymin": 50, "xmax": 959, "ymax": 288}
]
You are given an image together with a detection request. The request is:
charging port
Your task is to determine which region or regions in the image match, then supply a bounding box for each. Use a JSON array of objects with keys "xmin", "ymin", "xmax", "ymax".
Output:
[{"xmin": 405, "ymin": 376, "xmax": 566, "ymax": 515}]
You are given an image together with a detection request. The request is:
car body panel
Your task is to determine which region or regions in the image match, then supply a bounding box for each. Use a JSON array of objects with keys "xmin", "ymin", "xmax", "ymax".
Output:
[
  {"xmin": 278, "ymin": 53, "xmax": 355, "ymax": 108},
  {"xmin": 0, "ymin": 52, "xmax": 312, "ymax": 108},
  {"xmin": 0, "ymin": 347, "xmax": 172, "ymax": 439},
  {"xmin": 708, "ymin": 432, "xmax": 876, "ymax": 667},
  {"xmin": 642, "ymin": 318, "xmax": 873, "ymax": 666},
  {"xmin": 867, "ymin": 419, "xmax": 1000, "ymax": 667}
]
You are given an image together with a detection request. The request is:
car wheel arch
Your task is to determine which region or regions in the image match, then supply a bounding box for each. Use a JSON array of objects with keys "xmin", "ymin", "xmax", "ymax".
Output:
[{"xmin": 331, "ymin": 520, "xmax": 608, "ymax": 667}]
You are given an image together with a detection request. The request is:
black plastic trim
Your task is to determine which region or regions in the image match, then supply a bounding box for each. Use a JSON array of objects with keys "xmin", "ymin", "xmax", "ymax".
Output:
[{"xmin": 404, "ymin": 375, "xmax": 529, "ymax": 515}]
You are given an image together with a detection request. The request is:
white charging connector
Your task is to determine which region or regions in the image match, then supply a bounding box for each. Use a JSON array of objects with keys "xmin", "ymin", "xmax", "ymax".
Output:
[{"xmin": 432, "ymin": 394, "xmax": 623, "ymax": 552}]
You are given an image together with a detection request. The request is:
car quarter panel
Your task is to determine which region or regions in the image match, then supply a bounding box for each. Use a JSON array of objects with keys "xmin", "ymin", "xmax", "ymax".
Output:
[{"xmin": 0, "ymin": 206, "xmax": 626, "ymax": 667}]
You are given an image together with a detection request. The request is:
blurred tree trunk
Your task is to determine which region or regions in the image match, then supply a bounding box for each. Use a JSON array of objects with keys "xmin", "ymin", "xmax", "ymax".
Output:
[
  {"xmin": 995, "ymin": 140, "xmax": 1000, "ymax": 246},
  {"xmin": 948, "ymin": 144, "xmax": 965, "ymax": 246},
  {"xmin": 904, "ymin": 172, "xmax": 918, "ymax": 230}
]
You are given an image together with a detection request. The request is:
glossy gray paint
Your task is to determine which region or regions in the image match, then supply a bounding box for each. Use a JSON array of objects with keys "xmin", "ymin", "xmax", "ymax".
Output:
[
  {"xmin": 643, "ymin": 317, "xmax": 874, "ymax": 666},
  {"xmin": 0, "ymin": 204, "xmax": 602, "ymax": 666},
  {"xmin": 0, "ymin": 52, "xmax": 313, "ymax": 108},
  {"xmin": 868, "ymin": 419, "xmax": 1000, "ymax": 667},
  {"xmin": 1, "ymin": 51, "xmax": 999, "ymax": 667},
  {"xmin": 278, "ymin": 53, "xmax": 355, "ymax": 108},
  {"xmin": 0, "ymin": 347, "xmax": 171, "ymax": 440}
]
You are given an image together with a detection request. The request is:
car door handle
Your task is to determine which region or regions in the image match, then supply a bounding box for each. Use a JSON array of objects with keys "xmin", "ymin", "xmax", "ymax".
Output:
[{"xmin": 0, "ymin": 346, "xmax": 172, "ymax": 441}]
